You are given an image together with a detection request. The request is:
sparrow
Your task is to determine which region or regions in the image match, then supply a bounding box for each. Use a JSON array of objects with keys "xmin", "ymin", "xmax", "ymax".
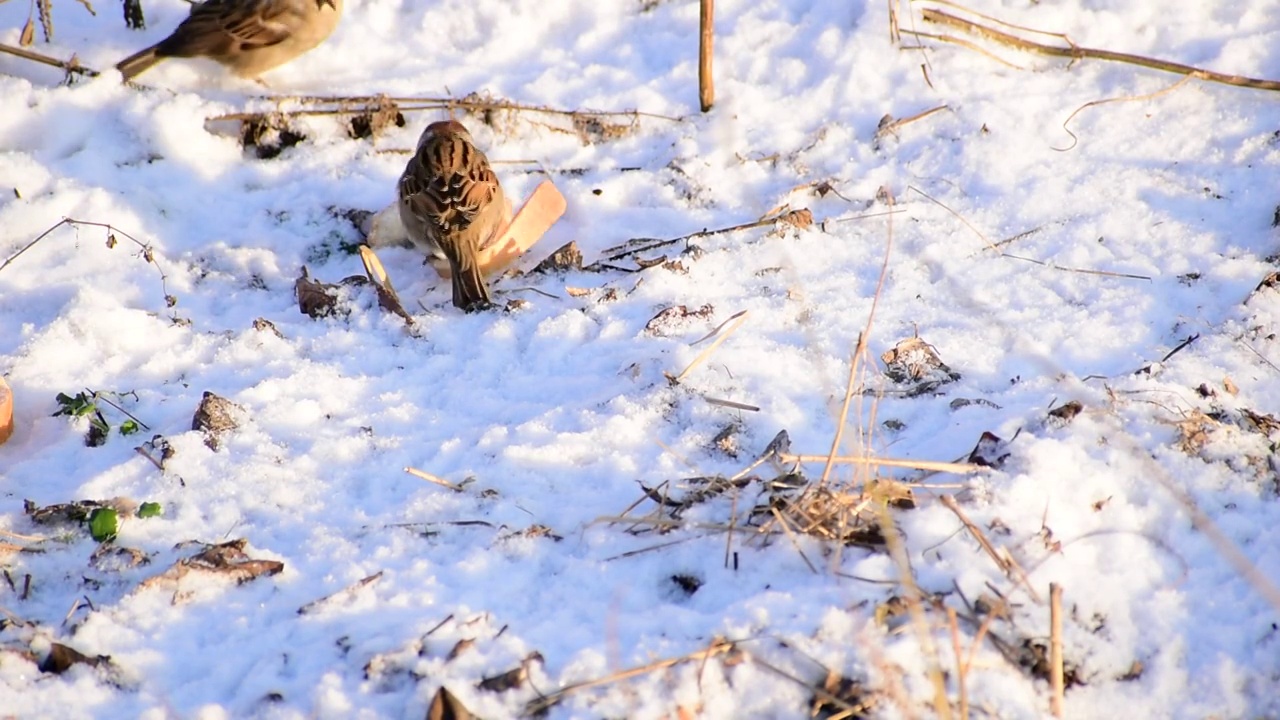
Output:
[
  {"xmin": 115, "ymin": 0, "xmax": 343, "ymax": 81},
  {"xmin": 398, "ymin": 120, "xmax": 508, "ymax": 311}
]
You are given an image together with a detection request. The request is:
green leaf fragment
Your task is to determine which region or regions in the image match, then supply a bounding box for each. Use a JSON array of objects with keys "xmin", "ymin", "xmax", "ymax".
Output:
[
  {"xmin": 88, "ymin": 508, "xmax": 118, "ymax": 542},
  {"xmin": 137, "ymin": 502, "xmax": 162, "ymax": 519}
]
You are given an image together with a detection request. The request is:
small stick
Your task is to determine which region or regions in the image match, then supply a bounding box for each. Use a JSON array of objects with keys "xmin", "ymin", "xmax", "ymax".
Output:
[
  {"xmin": 699, "ymin": 0, "xmax": 715, "ymax": 112},
  {"xmin": 403, "ymin": 466, "xmax": 467, "ymax": 492},
  {"xmin": 1049, "ymin": 583, "xmax": 1064, "ymax": 717}
]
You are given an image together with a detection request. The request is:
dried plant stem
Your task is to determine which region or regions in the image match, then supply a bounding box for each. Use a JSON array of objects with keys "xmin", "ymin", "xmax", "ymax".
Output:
[
  {"xmin": 525, "ymin": 639, "xmax": 734, "ymax": 715},
  {"xmin": 1049, "ymin": 583, "xmax": 1064, "ymax": 717},
  {"xmin": 946, "ymin": 608, "xmax": 970, "ymax": 720},
  {"xmin": 403, "ymin": 466, "xmax": 467, "ymax": 492},
  {"xmin": 940, "ymin": 495, "xmax": 1042, "ymax": 603},
  {"xmin": 780, "ymin": 453, "xmax": 981, "ymax": 474},
  {"xmin": 675, "ymin": 310, "xmax": 747, "ymax": 382},
  {"xmin": 210, "ymin": 96, "xmax": 681, "ymax": 124},
  {"xmin": 602, "ymin": 208, "xmax": 811, "ymax": 262},
  {"xmin": 0, "ymin": 218, "xmax": 177, "ymax": 310},
  {"xmin": 699, "ymin": 0, "xmax": 715, "ymax": 111},
  {"xmin": 297, "ymin": 571, "xmax": 384, "ymax": 615},
  {"xmin": 0, "ymin": 42, "xmax": 98, "ymax": 77},
  {"xmin": 919, "ymin": 7, "xmax": 1280, "ymax": 92}
]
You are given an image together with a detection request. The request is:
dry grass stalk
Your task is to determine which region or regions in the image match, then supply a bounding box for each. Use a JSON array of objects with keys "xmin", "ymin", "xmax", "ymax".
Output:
[
  {"xmin": 403, "ymin": 466, "xmax": 467, "ymax": 492},
  {"xmin": 698, "ymin": 0, "xmax": 715, "ymax": 112},
  {"xmin": 0, "ymin": 42, "xmax": 98, "ymax": 77},
  {"xmin": 525, "ymin": 638, "xmax": 735, "ymax": 715},
  {"xmin": 769, "ymin": 507, "xmax": 819, "ymax": 574},
  {"xmin": 1049, "ymin": 583, "xmax": 1065, "ymax": 717},
  {"xmin": 297, "ymin": 571, "xmax": 384, "ymax": 615},
  {"xmin": 877, "ymin": 499, "xmax": 952, "ymax": 719},
  {"xmin": 1053, "ymin": 74, "xmax": 1194, "ymax": 151},
  {"xmin": 0, "ymin": 218, "xmax": 177, "ymax": 311},
  {"xmin": 946, "ymin": 608, "xmax": 970, "ymax": 720},
  {"xmin": 940, "ymin": 495, "xmax": 1042, "ymax": 603},
  {"xmin": 780, "ymin": 452, "xmax": 981, "ymax": 474},
  {"xmin": 602, "ymin": 207, "xmax": 813, "ymax": 263},
  {"xmin": 675, "ymin": 310, "xmax": 748, "ymax": 382},
  {"xmin": 918, "ymin": 6, "xmax": 1280, "ymax": 92},
  {"xmin": 875, "ymin": 105, "xmax": 951, "ymax": 140}
]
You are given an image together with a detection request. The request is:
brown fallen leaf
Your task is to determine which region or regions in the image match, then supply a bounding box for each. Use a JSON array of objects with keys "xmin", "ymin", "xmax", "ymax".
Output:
[
  {"xmin": 137, "ymin": 539, "xmax": 283, "ymax": 602},
  {"xmin": 427, "ymin": 686, "xmax": 476, "ymax": 720},
  {"xmin": 39, "ymin": 642, "xmax": 109, "ymax": 674},
  {"xmin": 295, "ymin": 266, "xmax": 339, "ymax": 318},
  {"xmin": 192, "ymin": 391, "xmax": 244, "ymax": 451}
]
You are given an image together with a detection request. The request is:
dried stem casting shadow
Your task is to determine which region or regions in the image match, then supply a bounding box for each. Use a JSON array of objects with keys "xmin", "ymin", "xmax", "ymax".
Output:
[
  {"xmin": 208, "ymin": 94, "xmax": 682, "ymax": 132},
  {"xmin": 874, "ymin": 104, "xmax": 951, "ymax": 142},
  {"xmin": 917, "ymin": 6, "xmax": 1280, "ymax": 92},
  {"xmin": 0, "ymin": 218, "xmax": 177, "ymax": 309},
  {"xmin": 1052, "ymin": 75, "xmax": 1194, "ymax": 151},
  {"xmin": 600, "ymin": 207, "xmax": 814, "ymax": 266},
  {"xmin": 525, "ymin": 639, "xmax": 736, "ymax": 715},
  {"xmin": 0, "ymin": 42, "xmax": 98, "ymax": 79}
]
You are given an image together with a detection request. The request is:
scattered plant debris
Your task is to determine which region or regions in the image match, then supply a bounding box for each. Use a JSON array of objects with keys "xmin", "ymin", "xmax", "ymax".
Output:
[
  {"xmin": 137, "ymin": 539, "xmax": 283, "ymax": 601},
  {"xmin": 644, "ymin": 303, "xmax": 715, "ymax": 337},
  {"xmin": 191, "ymin": 391, "xmax": 244, "ymax": 450},
  {"xmin": 241, "ymin": 114, "xmax": 307, "ymax": 160},
  {"xmin": 478, "ymin": 651, "xmax": 543, "ymax": 693},
  {"xmin": 348, "ymin": 96, "xmax": 405, "ymax": 140},
  {"xmin": 532, "ymin": 241, "xmax": 583, "ymax": 274},
  {"xmin": 38, "ymin": 642, "xmax": 110, "ymax": 675},
  {"xmin": 53, "ymin": 390, "xmax": 145, "ymax": 447},
  {"xmin": 427, "ymin": 686, "xmax": 476, "ymax": 720},
  {"xmin": 967, "ymin": 431, "xmax": 1010, "ymax": 468},
  {"xmin": 880, "ymin": 336, "xmax": 961, "ymax": 395},
  {"xmin": 1048, "ymin": 400, "xmax": 1083, "ymax": 425},
  {"xmin": 295, "ymin": 266, "xmax": 342, "ymax": 318}
]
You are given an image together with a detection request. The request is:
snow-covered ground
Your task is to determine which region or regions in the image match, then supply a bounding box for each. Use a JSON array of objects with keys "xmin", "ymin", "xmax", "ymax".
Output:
[{"xmin": 2, "ymin": 0, "xmax": 1280, "ymax": 717}]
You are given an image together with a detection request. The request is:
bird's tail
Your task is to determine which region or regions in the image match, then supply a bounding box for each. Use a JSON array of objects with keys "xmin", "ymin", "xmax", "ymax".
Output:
[
  {"xmin": 449, "ymin": 257, "xmax": 492, "ymax": 311},
  {"xmin": 116, "ymin": 46, "xmax": 163, "ymax": 81}
]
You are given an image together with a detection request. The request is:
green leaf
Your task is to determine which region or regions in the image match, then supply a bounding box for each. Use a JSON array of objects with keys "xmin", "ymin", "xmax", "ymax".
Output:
[
  {"xmin": 88, "ymin": 508, "xmax": 118, "ymax": 542},
  {"xmin": 137, "ymin": 502, "xmax": 162, "ymax": 519},
  {"xmin": 119, "ymin": 419, "xmax": 140, "ymax": 436}
]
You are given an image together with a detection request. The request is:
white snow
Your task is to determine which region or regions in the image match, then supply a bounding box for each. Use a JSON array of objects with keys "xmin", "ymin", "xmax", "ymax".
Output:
[{"xmin": 2, "ymin": 0, "xmax": 1280, "ymax": 717}]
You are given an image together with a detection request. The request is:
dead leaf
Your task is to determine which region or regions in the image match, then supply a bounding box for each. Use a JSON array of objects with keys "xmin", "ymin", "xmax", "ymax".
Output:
[
  {"xmin": 39, "ymin": 642, "xmax": 108, "ymax": 674},
  {"xmin": 137, "ymin": 539, "xmax": 283, "ymax": 601},
  {"xmin": 532, "ymin": 241, "xmax": 582, "ymax": 274},
  {"xmin": 192, "ymin": 391, "xmax": 243, "ymax": 450},
  {"xmin": 348, "ymin": 96, "xmax": 405, "ymax": 140},
  {"xmin": 446, "ymin": 638, "xmax": 475, "ymax": 662},
  {"xmin": 359, "ymin": 245, "xmax": 414, "ymax": 325},
  {"xmin": 20, "ymin": 17, "xmax": 35, "ymax": 46},
  {"xmin": 778, "ymin": 208, "xmax": 814, "ymax": 230},
  {"xmin": 427, "ymin": 686, "xmax": 476, "ymax": 720},
  {"xmin": 967, "ymin": 431, "xmax": 1009, "ymax": 468},
  {"xmin": 295, "ymin": 266, "xmax": 340, "ymax": 318},
  {"xmin": 1047, "ymin": 400, "xmax": 1083, "ymax": 425}
]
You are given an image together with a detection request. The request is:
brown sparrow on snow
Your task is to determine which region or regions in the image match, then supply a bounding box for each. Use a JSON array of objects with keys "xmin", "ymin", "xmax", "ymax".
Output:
[
  {"xmin": 115, "ymin": 0, "xmax": 343, "ymax": 81},
  {"xmin": 398, "ymin": 120, "xmax": 508, "ymax": 311}
]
